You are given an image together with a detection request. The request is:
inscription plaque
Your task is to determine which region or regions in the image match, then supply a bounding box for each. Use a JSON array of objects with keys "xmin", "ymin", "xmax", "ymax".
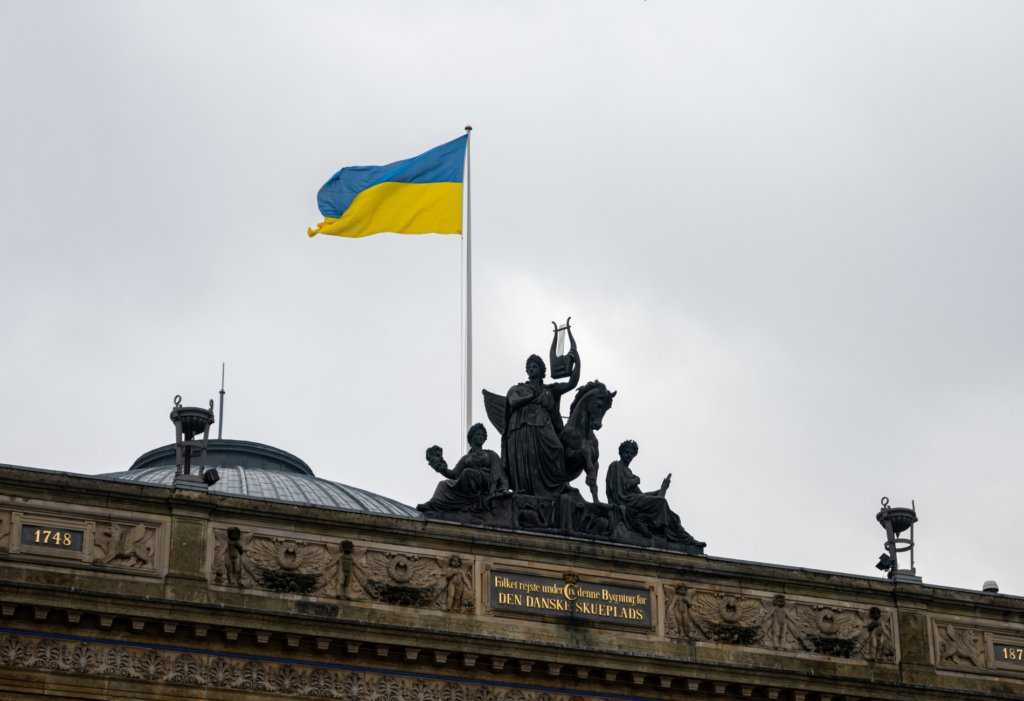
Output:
[
  {"xmin": 21, "ymin": 525, "xmax": 84, "ymax": 552},
  {"xmin": 490, "ymin": 570, "xmax": 651, "ymax": 628},
  {"xmin": 997, "ymin": 643, "xmax": 1024, "ymax": 664}
]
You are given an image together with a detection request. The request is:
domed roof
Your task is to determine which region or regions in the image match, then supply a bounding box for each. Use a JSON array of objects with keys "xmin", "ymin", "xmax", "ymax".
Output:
[{"xmin": 98, "ymin": 439, "xmax": 421, "ymax": 519}]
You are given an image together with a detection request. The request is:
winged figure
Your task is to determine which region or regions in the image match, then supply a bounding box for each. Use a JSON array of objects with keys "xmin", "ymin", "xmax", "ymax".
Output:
[
  {"xmin": 938, "ymin": 624, "xmax": 985, "ymax": 667},
  {"xmin": 483, "ymin": 375, "xmax": 615, "ymax": 505},
  {"xmin": 98, "ymin": 523, "xmax": 153, "ymax": 567},
  {"xmin": 482, "ymin": 389, "xmax": 506, "ymax": 438}
]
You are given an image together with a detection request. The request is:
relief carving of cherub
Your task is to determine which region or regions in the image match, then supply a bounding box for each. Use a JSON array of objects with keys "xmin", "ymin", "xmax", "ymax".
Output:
[
  {"xmin": 436, "ymin": 555, "xmax": 473, "ymax": 611},
  {"xmin": 862, "ymin": 606, "xmax": 893, "ymax": 661},
  {"xmin": 762, "ymin": 595, "xmax": 801, "ymax": 650},
  {"xmin": 215, "ymin": 528, "xmax": 253, "ymax": 586},
  {"xmin": 223, "ymin": 527, "xmax": 244, "ymax": 585},
  {"xmin": 663, "ymin": 584, "xmax": 695, "ymax": 639},
  {"xmin": 329, "ymin": 540, "xmax": 367, "ymax": 600}
]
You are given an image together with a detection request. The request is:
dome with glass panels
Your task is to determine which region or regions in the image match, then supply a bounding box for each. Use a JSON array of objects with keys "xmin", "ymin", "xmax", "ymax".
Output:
[{"xmin": 98, "ymin": 439, "xmax": 420, "ymax": 519}]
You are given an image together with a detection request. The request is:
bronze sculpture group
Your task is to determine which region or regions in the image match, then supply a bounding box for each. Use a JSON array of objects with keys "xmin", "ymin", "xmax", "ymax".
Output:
[{"xmin": 417, "ymin": 320, "xmax": 704, "ymax": 554}]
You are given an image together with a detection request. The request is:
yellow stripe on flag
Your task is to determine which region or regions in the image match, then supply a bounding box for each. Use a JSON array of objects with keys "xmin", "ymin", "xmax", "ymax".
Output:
[{"xmin": 308, "ymin": 182, "xmax": 463, "ymax": 238}]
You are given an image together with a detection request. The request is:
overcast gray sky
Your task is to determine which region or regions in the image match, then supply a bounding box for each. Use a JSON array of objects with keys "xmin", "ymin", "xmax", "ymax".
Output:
[{"xmin": 2, "ymin": 1, "xmax": 1022, "ymax": 593}]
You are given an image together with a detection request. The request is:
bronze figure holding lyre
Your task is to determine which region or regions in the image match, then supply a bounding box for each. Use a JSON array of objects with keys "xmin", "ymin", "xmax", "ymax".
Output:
[
  {"xmin": 481, "ymin": 320, "xmax": 613, "ymax": 504},
  {"xmin": 418, "ymin": 319, "xmax": 704, "ymax": 555}
]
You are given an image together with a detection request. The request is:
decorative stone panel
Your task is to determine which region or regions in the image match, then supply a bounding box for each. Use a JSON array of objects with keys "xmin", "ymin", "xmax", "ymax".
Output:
[
  {"xmin": 210, "ymin": 527, "xmax": 473, "ymax": 612},
  {"xmin": 0, "ymin": 632, "xmax": 594, "ymax": 701},
  {"xmin": 93, "ymin": 520, "xmax": 161, "ymax": 572},
  {"xmin": 8, "ymin": 510, "xmax": 95, "ymax": 563},
  {"xmin": 663, "ymin": 583, "xmax": 898, "ymax": 662},
  {"xmin": 931, "ymin": 615, "xmax": 1024, "ymax": 679},
  {"xmin": 0, "ymin": 507, "xmax": 166, "ymax": 576}
]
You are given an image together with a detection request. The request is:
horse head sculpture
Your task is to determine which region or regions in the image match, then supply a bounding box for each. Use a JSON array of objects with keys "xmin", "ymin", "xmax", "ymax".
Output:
[{"xmin": 562, "ymin": 380, "xmax": 616, "ymax": 503}]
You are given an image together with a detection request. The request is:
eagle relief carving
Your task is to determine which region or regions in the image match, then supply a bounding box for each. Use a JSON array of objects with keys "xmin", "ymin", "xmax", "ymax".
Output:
[
  {"xmin": 94, "ymin": 522, "xmax": 156, "ymax": 570},
  {"xmin": 793, "ymin": 605, "xmax": 866, "ymax": 658},
  {"xmin": 790, "ymin": 603, "xmax": 895, "ymax": 661},
  {"xmin": 663, "ymin": 583, "xmax": 896, "ymax": 662},
  {"xmin": 362, "ymin": 550, "xmax": 474, "ymax": 612},
  {"xmin": 689, "ymin": 592, "xmax": 766, "ymax": 645},
  {"xmin": 210, "ymin": 529, "xmax": 473, "ymax": 611},
  {"xmin": 213, "ymin": 530, "xmax": 333, "ymax": 594}
]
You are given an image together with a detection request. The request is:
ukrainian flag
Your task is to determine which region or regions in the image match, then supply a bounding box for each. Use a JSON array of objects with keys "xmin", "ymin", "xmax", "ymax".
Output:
[{"xmin": 307, "ymin": 135, "xmax": 467, "ymax": 239}]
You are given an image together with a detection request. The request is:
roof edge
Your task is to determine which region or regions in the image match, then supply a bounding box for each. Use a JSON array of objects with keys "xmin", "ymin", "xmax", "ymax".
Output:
[{"xmin": 129, "ymin": 439, "xmax": 313, "ymax": 476}]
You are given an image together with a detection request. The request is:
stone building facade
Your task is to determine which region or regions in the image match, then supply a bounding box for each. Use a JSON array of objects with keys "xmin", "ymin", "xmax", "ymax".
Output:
[{"xmin": 0, "ymin": 439, "xmax": 1021, "ymax": 700}]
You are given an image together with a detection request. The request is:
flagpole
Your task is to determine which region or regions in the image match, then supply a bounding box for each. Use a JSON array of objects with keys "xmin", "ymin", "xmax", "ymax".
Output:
[{"xmin": 464, "ymin": 125, "xmax": 473, "ymax": 447}]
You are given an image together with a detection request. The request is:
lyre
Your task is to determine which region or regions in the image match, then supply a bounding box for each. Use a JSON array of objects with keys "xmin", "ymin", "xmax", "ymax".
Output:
[{"xmin": 549, "ymin": 317, "xmax": 577, "ymax": 379}]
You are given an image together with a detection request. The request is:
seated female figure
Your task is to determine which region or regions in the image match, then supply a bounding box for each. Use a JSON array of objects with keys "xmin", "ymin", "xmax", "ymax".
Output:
[
  {"xmin": 417, "ymin": 423, "xmax": 509, "ymax": 513},
  {"xmin": 605, "ymin": 440, "xmax": 705, "ymax": 547}
]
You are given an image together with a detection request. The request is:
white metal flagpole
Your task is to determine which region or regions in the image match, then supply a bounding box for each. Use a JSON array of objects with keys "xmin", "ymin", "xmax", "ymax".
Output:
[{"xmin": 464, "ymin": 125, "xmax": 473, "ymax": 445}]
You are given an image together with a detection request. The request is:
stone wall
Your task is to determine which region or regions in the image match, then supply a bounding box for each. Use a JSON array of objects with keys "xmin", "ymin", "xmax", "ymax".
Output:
[{"xmin": 0, "ymin": 464, "xmax": 1023, "ymax": 700}]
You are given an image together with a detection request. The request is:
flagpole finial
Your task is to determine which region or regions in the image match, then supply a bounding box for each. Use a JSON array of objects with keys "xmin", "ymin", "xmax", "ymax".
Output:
[{"xmin": 465, "ymin": 125, "xmax": 472, "ymax": 132}]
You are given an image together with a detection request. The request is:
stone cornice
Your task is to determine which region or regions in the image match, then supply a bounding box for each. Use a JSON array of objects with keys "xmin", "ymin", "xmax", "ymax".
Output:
[
  {"xmin": 0, "ymin": 604, "xmax": 1008, "ymax": 701},
  {"xmin": 1, "ymin": 463, "xmax": 1021, "ymax": 619}
]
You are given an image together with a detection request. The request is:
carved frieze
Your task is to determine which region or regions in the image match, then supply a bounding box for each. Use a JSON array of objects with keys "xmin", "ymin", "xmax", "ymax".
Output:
[
  {"xmin": 689, "ymin": 591, "xmax": 766, "ymax": 646},
  {"xmin": 663, "ymin": 585, "xmax": 896, "ymax": 662},
  {"xmin": 211, "ymin": 529, "xmax": 474, "ymax": 612},
  {"xmin": 362, "ymin": 550, "xmax": 474, "ymax": 612},
  {"xmin": 94, "ymin": 521, "xmax": 158, "ymax": 571},
  {"xmin": 0, "ymin": 632, "xmax": 592, "ymax": 700},
  {"xmin": 0, "ymin": 507, "xmax": 165, "ymax": 575},
  {"xmin": 929, "ymin": 615, "xmax": 1024, "ymax": 678}
]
